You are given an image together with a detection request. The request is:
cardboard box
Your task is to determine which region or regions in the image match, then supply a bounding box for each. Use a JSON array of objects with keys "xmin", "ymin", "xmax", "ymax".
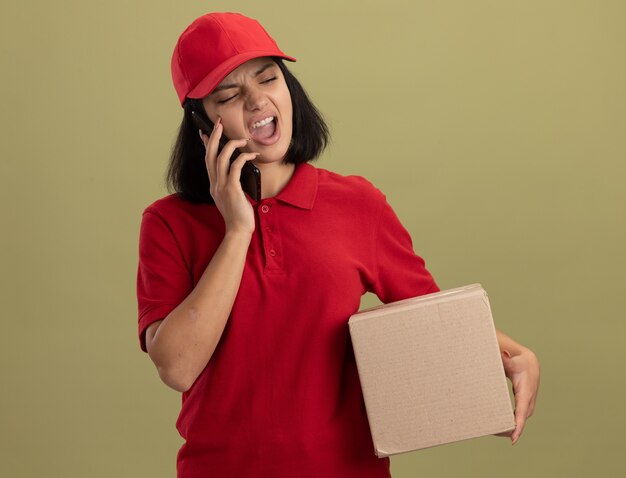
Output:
[{"xmin": 348, "ymin": 284, "xmax": 515, "ymax": 457}]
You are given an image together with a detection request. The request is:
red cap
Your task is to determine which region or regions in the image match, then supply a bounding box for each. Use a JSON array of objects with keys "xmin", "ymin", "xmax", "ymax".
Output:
[{"xmin": 171, "ymin": 12, "xmax": 296, "ymax": 106}]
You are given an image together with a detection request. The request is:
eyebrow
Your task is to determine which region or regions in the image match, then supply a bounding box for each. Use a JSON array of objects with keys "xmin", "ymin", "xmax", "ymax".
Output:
[{"xmin": 211, "ymin": 63, "xmax": 277, "ymax": 94}]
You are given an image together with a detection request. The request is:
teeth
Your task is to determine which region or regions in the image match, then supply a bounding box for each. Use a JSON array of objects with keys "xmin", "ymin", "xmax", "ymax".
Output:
[{"xmin": 252, "ymin": 116, "xmax": 274, "ymax": 129}]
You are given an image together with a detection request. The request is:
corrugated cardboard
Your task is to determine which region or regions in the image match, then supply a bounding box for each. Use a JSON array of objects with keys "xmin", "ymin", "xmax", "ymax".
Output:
[{"xmin": 348, "ymin": 284, "xmax": 515, "ymax": 457}]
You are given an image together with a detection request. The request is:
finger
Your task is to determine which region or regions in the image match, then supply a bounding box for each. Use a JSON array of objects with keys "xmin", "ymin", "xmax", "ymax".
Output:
[
  {"xmin": 204, "ymin": 118, "xmax": 222, "ymax": 185},
  {"xmin": 228, "ymin": 152, "xmax": 260, "ymax": 186},
  {"xmin": 199, "ymin": 130, "xmax": 213, "ymax": 186},
  {"xmin": 528, "ymin": 377, "xmax": 539, "ymax": 418},
  {"xmin": 216, "ymin": 138, "xmax": 250, "ymax": 187},
  {"xmin": 511, "ymin": 395, "xmax": 530, "ymax": 444},
  {"xmin": 511, "ymin": 421, "xmax": 525, "ymax": 445},
  {"xmin": 500, "ymin": 351, "xmax": 513, "ymax": 376}
]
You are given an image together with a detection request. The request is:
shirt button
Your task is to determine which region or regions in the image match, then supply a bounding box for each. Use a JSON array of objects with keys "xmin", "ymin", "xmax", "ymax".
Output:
[
  {"xmin": 269, "ymin": 249, "xmax": 276, "ymax": 257},
  {"xmin": 261, "ymin": 204, "xmax": 270, "ymax": 213},
  {"xmin": 265, "ymin": 226, "xmax": 272, "ymax": 233}
]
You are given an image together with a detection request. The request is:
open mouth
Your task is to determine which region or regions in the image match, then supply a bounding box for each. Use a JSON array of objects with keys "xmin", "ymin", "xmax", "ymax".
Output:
[{"xmin": 249, "ymin": 115, "xmax": 280, "ymax": 145}]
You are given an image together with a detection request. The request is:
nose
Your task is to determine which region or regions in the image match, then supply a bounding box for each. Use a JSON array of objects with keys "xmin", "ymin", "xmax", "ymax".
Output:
[{"xmin": 244, "ymin": 86, "xmax": 266, "ymax": 111}]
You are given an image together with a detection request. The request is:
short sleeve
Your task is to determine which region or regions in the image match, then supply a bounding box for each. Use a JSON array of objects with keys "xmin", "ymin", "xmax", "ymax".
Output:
[
  {"xmin": 136, "ymin": 210, "xmax": 193, "ymax": 352},
  {"xmin": 369, "ymin": 196, "xmax": 439, "ymax": 303}
]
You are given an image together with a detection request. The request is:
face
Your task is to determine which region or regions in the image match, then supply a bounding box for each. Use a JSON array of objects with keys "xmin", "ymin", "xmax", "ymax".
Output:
[{"xmin": 202, "ymin": 57, "xmax": 293, "ymax": 163}]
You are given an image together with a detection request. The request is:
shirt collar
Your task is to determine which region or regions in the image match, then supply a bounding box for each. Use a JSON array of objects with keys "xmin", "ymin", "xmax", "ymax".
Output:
[{"xmin": 273, "ymin": 162, "xmax": 318, "ymax": 210}]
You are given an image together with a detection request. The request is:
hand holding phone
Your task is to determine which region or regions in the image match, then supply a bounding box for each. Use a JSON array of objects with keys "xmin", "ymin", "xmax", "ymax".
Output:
[{"xmin": 192, "ymin": 110, "xmax": 261, "ymax": 201}]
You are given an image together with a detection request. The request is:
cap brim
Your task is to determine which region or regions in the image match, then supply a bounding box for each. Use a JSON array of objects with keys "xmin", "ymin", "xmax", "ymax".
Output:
[{"xmin": 187, "ymin": 51, "xmax": 296, "ymax": 100}]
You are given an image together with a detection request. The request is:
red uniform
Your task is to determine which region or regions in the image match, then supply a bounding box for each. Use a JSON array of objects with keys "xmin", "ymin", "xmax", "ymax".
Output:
[{"xmin": 137, "ymin": 163, "xmax": 438, "ymax": 477}]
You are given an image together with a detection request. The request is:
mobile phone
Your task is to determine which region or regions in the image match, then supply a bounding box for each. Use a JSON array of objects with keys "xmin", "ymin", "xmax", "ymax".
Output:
[{"xmin": 191, "ymin": 110, "xmax": 262, "ymax": 201}]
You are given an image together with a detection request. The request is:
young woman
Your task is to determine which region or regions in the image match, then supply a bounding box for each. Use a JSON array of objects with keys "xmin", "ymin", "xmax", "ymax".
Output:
[{"xmin": 137, "ymin": 12, "xmax": 540, "ymax": 478}]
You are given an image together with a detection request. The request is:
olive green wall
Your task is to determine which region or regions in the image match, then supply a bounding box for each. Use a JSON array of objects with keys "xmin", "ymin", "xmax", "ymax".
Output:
[{"xmin": 1, "ymin": 0, "xmax": 624, "ymax": 476}]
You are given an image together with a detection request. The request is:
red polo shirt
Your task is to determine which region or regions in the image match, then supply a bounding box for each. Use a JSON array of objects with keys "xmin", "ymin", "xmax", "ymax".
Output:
[{"xmin": 137, "ymin": 163, "xmax": 439, "ymax": 478}]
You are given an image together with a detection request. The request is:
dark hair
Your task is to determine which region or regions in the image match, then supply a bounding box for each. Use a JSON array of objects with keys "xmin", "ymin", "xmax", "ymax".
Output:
[{"xmin": 166, "ymin": 59, "xmax": 329, "ymax": 203}]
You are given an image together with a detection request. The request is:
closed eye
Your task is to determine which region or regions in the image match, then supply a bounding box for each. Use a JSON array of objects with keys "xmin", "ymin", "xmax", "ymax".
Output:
[
  {"xmin": 261, "ymin": 76, "xmax": 277, "ymax": 84},
  {"xmin": 218, "ymin": 94, "xmax": 237, "ymax": 104}
]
